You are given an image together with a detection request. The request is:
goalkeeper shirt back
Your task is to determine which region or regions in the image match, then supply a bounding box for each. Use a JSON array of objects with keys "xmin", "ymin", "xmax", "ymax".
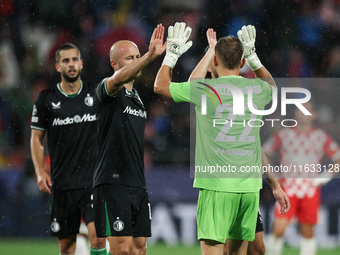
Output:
[{"xmin": 169, "ymin": 76, "xmax": 272, "ymax": 193}]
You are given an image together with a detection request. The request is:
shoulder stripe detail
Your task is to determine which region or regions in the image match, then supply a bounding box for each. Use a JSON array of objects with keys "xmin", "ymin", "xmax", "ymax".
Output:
[
  {"xmin": 104, "ymin": 78, "xmax": 117, "ymax": 97},
  {"xmin": 31, "ymin": 126, "xmax": 46, "ymax": 131}
]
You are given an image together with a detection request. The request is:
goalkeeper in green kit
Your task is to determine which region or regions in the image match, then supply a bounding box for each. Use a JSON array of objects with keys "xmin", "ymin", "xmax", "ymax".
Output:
[{"xmin": 154, "ymin": 23, "xmax": 290, "ymax": 255}]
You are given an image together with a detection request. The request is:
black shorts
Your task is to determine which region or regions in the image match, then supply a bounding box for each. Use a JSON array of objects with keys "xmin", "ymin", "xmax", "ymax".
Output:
[
  {"xmin": 93, "ymin": 184, "xmax": 151, "ymax": 238},
  {"xmin": 50, "ymin": 187, "xmax": 94, "ymax": 238},
  {"xmin": 255, "ymin": 209, "xmax": 264, "ymax": 233}
]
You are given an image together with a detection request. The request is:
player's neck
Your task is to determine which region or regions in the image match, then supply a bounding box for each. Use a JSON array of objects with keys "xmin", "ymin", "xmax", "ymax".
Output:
[
  {"xmin": 217, "ymin": 68, "xmax": 239, "ymax": 77},
  {"xmin": 124, "ymin": 82, "xmax": 134, "ymax": 92},
  {"xmin": 60, "ymin": 79, "xmax": 82, "ymax": 95}
]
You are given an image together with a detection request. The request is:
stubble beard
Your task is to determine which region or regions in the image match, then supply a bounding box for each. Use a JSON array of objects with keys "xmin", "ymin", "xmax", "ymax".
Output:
[{"xmin": 62, "ymin": 70, "xmax": 81, "ymax": 83}]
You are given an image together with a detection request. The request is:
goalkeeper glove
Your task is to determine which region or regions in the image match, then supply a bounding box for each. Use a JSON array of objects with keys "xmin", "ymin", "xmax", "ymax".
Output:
[
  {"xmin": 162, "ymin": 22, "xmax": 193, "ymax": 69},
  {"xmin": 237, "ymin": 25, "xmax": 263, "ymax": 71}
]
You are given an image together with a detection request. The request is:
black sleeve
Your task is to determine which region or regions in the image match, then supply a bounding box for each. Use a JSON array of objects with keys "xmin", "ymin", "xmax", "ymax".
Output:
[
  {"xmin": 95, "ymin": 78, "xmax": 118, "ymax": 105},
  {"xmin": 31, "ymin": 92, "xmax": 49, "ymax": 131}
]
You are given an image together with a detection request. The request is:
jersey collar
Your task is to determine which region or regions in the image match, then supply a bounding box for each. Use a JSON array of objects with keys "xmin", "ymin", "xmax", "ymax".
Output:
[
  {"xmin": 219, "ymin": 75, "xmax": 243, "ymax": 79},
  {"xmin": 57, "ymin": 81, "xmax": 83, "ymax": 98},
  {"xmin": 125, "ymin": 88, "xmax": 144, "ymax": 106},
  {"xmin": 124, "ymin": 88, "xmax": 137, "ymax": 97}
]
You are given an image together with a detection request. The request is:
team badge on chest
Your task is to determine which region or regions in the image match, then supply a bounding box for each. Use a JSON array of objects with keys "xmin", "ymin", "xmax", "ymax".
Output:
[{"xmin": 84, "ymin": 94, "xmax": 93, "ymax": 106}]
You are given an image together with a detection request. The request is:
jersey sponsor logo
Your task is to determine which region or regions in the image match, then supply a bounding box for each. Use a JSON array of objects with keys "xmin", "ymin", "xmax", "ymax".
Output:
[
  {"xmin": 51, "ymin": 219, "xmax": 60, "ymax": 233},
  {"xmin": 113, "ymin": 218, "xmax": 124, "ymax": 232},
  {"xmin": 52, "ymin": 102, "xmax": 61, "ymax": 109},
  {"xmin": 84, "ymin": 94, "xmax": 94, "ymax": 106},
  {"xmin": 52, "ymin": 113, "xmax": 96, "ymax": 126},
  {"xmin": 123, "ymin": 106, "xmax": 147, "ymax": 119}
]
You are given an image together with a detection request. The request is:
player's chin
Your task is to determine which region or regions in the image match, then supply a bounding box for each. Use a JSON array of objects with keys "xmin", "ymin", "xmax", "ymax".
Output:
[{"xmin": 64, "ymin": 73, "xmax": 80, "ymax": 83}]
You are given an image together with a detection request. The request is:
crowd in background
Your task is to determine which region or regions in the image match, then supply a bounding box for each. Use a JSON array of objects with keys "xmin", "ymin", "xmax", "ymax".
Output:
[{"xmin": 1, "ymin": 0, "xmax": 340, "ymax": 173}]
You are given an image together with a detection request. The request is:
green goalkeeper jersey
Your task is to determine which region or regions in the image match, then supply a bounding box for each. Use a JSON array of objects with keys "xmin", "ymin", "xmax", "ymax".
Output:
[{"xmin": 169, "ymin": 75, "xmax": 272, "ymax": 193}]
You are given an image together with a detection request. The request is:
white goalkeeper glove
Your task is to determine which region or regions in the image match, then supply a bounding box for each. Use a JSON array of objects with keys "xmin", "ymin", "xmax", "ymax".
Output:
[
  {"xmin": 237, "ymin": 25, "xmax": 263, "ymax": 71},
  {"xmin": 311, "ymin": 171, "xmax": 333, "ymax": 187},
  {"xmin": 162, "ymin": 22, "xmax": 193, "ymax": 69}
]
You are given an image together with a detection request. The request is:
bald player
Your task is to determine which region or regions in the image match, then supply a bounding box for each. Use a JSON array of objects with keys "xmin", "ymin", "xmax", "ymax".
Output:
[{"xmin": 92, "ymin": 24, "xmax": 166, "ymax": 255}]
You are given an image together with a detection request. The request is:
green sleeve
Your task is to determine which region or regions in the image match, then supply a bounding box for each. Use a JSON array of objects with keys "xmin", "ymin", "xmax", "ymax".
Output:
[{"xmin": 169, "ymin": 81, "xmax": 191, "ymax": 103}]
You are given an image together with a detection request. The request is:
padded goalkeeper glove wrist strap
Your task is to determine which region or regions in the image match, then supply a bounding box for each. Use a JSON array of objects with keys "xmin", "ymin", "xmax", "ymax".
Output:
[
  {"xmin": 162, "ymin": 52, "xmax": 179, "ymax": 69},
  {"xmin": 245, "ymin": 53, "xmax": 263, "ymax": 71}
]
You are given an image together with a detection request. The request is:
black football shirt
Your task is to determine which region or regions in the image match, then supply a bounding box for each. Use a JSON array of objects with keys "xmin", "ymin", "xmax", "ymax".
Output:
[
  {"xmin": 93, "ymin": 78, "xmax": 147, "ymax": 189},
  {"xmin": 31, "ymin": 82, "xmax": 98, "ymax": 190}
]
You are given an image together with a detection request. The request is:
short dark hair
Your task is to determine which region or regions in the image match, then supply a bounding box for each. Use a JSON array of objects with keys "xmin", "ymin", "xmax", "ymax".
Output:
[
  {"xmin": 55, "ymin": 43, "xmax": 81, "ymax": 63},
  {"xmin": 215, "ymin": 36, "xmax": 244, "ymax": 69}
]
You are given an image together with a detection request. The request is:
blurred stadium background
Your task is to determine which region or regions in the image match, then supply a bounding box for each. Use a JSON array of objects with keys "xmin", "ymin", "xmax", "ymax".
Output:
[{"xmin": 1, "ymin": 0, "xmax": 340, "ymax": 254}]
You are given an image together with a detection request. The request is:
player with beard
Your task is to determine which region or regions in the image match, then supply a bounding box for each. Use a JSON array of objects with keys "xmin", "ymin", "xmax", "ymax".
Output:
[{"xmin": 31, "ymin": 43, "xmax": 107, "ymax": 255}]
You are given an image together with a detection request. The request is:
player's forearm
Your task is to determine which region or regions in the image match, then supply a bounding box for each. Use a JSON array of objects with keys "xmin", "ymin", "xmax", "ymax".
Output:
[
  {"xmin": 30, "ymin": 135, "xmax": 46, "ymax": 177},
  {"xmin": 262, "ymin": 148, "xmax": 280, "ymax": 190},
  {"xmin": 154, "ymin": 65, "xmax": 172, "ymax": 98},
  {"xmin": 189, "ymin": 47, "xmax": 214, "ymax": 81},
  {"xmin": 263, "ymin": 174, "xmax": 281, "ymax": 190},
  {"xmin": 253, "ymin": 66, "xmax": 276, "ymax": 87},
  {"xmin": 107, "ymin": 52, "xmax": 157, "ymax": 94},
  {"xmin": 263, "ymin": 167, "xmax": 281, "ymax": 191}
]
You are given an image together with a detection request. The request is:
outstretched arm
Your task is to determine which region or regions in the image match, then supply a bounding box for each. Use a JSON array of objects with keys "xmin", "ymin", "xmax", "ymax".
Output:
[
  {"xmin": 107, "ymin": 24, "xmax": 166, "ymax": 95},
  {"xmin": 154, "ymin": 22, "xmax": 193, "ymax": 98},
  {"xmin": 237, "ymin": 25, "xmax": 276, "ymax": 87},
  {"xmin": 189, "ymin": 28, "xmax": 216, "ymax": 81},
  {"xmin": 154, "ymin": 65, "xmax": 173, "ymax": 98},
  {"xmin": 262, "ymin": 148, "xmax": 290, "ymax": 215}
]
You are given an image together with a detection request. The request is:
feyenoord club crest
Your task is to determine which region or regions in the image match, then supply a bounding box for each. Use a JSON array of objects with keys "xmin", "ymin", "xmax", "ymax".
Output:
[
  {"xmin": 51, "ymin": 220, "xmax": 60, "ymax": 233},
  {"xmin": 84, "ymin": 94, "xmax": 93, "ymax": 106},
  {"xmin": 113, "ymin": 218, "xmax": 124, "ymax": 232}
]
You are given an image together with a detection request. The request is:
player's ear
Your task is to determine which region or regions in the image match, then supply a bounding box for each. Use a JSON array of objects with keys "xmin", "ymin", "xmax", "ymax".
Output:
[
  {"xmin": 240, "ymin": 58, "xmax": 246, "ymax": 68},
  {"xmin": 110, "ymin": 60, "xmax": 119, "ymax": 71},
  {"xmin": 80, "ymin": 59, "xmax": 84, "ymax": 70},
  {"xmin": 55, "ymin": 63, "xmax": 61, "ymax": 73},
  {"xmin": 213, "ymin": 55, "xmax": 218, "ymax": 66}
]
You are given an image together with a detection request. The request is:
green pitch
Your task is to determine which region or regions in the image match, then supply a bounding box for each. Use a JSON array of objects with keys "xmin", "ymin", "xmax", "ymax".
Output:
[{"xmin": 0, "ymin": 238, "xmax": 340, "ymax": 255}]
